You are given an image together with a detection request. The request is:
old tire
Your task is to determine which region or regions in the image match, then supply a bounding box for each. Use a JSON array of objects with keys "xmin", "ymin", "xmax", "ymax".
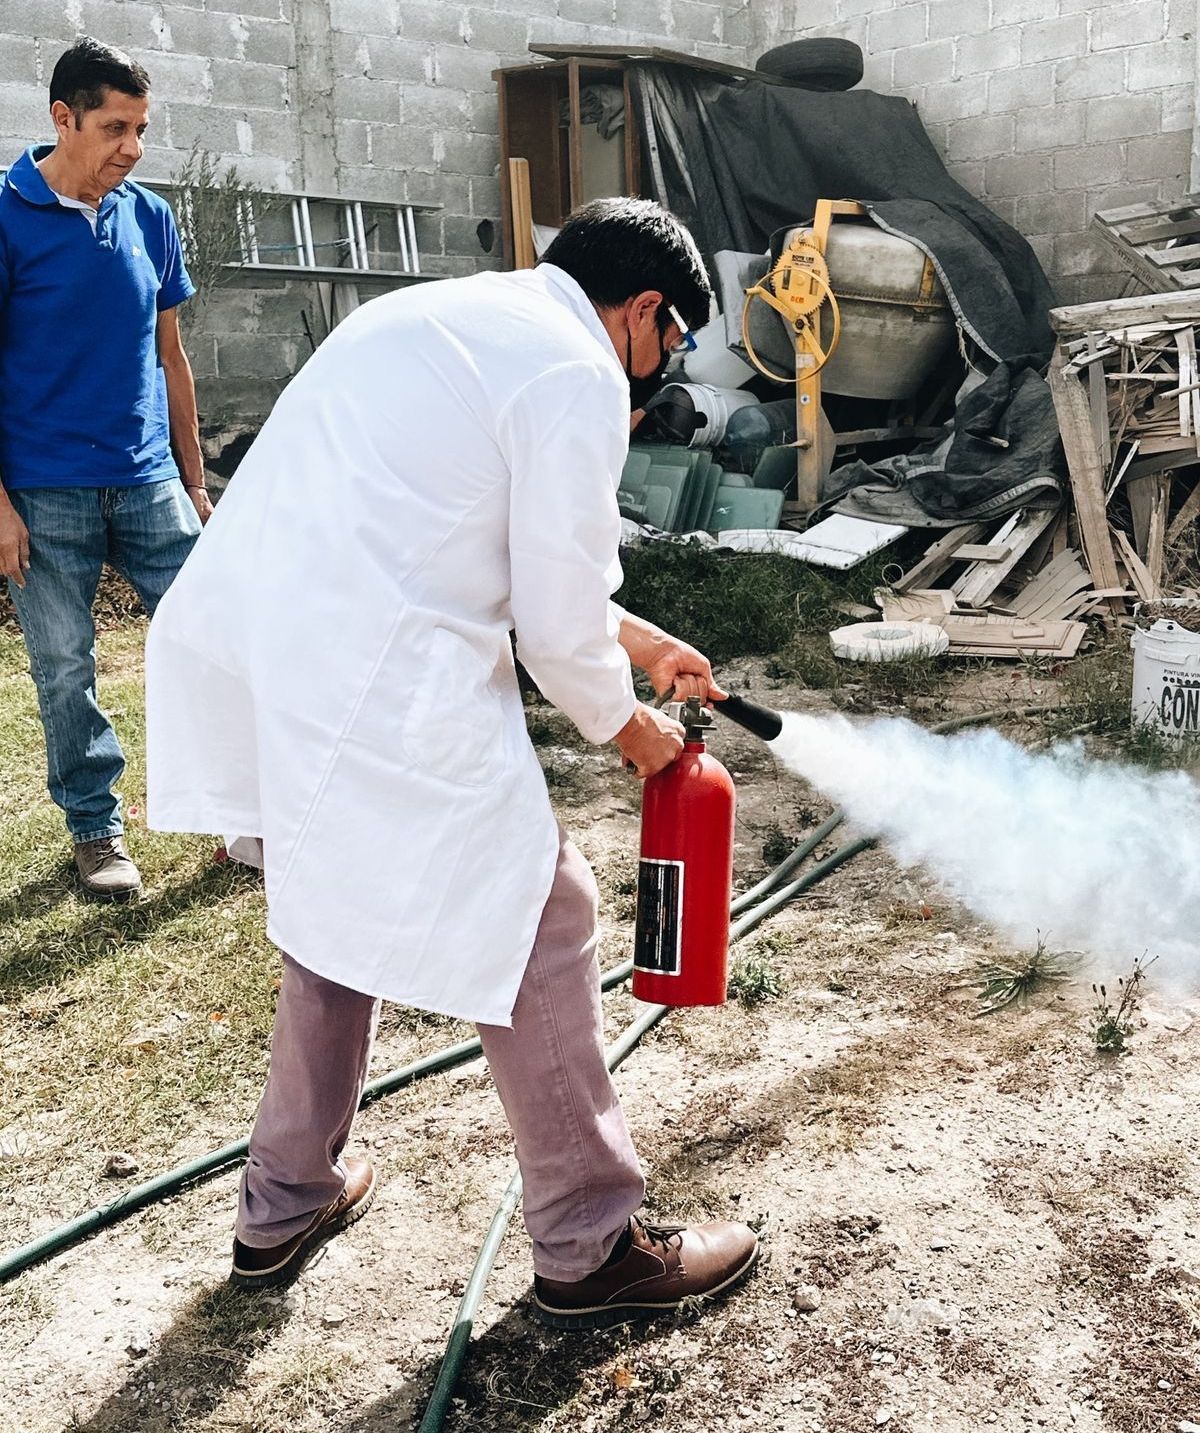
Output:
[
  {"xmin": 829, "ymin": 622, "xmax": 950, "ymax": 663},
  {"xmin": 754, "ymin": 38, "xmax": 864, "ymax": 91}
]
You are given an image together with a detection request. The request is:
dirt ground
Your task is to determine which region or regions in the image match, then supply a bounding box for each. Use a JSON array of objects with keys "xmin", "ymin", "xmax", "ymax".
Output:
[{"xmin": 3, "ymin": 655, "xmax": 1200, "ymax": 1433}]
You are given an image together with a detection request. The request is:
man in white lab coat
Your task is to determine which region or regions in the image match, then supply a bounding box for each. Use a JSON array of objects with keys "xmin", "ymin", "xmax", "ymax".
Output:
[{"xmin": 146, "ymin": 198, "xmax": 758, "ymax": 1324}]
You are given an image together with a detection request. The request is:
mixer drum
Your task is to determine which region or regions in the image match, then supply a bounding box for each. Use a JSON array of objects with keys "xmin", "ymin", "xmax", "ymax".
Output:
[{"xmin": 780, "ymin": 219, "xmax": 957, "ymax": 401}]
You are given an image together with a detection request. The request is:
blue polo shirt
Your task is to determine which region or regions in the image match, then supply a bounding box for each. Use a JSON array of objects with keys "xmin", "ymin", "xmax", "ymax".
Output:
[{"xmin": 0, "ymin": 144, "xmax": 195, "ymax": 490}]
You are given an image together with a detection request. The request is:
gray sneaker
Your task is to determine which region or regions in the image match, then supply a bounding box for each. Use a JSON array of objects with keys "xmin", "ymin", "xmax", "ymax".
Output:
[{"xmin": 74, "ymin": 836, "xmax": 142, "ymax": 902}]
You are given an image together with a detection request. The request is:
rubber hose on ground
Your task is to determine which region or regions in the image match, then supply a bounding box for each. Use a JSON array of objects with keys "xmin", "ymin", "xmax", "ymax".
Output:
[
  {"xmin": 417, "ymin": 1001, "xmax": 671, "ymax": 1433},
  {"xmin": 730, "ymin": 809, "xmax": 845, "ymax": 916}
]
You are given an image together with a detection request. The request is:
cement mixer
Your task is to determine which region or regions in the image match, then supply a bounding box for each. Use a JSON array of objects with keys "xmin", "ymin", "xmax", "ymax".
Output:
[{"xmin": 712, "ymin": 200, "xmax": 957, "ymax": 510}]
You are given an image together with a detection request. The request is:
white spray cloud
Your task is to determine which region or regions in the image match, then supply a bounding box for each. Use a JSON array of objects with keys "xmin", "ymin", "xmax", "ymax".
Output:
[{"xmin": 770, "ymin": 713, "xmax": 1200, "ymax": 977}]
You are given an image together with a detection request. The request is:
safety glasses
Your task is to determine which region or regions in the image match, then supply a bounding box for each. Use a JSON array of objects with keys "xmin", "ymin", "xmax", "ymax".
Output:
[{"xmin": 666, "ymin": 302, "xmax": 698, "ymax": 355}]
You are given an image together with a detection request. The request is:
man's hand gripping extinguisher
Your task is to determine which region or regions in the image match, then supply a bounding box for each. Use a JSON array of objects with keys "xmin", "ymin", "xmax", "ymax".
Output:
[{"xmin": 632, "ymin": 696, "xmax": 735, "ymax": 1007}]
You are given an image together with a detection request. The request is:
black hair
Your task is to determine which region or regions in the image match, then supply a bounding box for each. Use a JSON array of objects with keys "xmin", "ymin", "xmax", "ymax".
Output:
[
  {"xmin": 49, "ymin": 37, "xmax": 150, "ymax": 118},
  {"xmin": 540, "ymin": 198, "xmax": 711, "ymax": 334}
]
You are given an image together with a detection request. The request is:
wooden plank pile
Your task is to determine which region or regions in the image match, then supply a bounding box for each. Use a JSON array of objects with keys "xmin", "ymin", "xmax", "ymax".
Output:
[
  {"xmin": 864, "ymin": 289, "xmax": 1200, "ymax": 660},
  {"xmin": 1048, "ymin": 289, "xmax": 1200, "ymax": 609},
  {"xmin": 876, "ymin": 507, "xmax": 1093, "ymax": 659}
]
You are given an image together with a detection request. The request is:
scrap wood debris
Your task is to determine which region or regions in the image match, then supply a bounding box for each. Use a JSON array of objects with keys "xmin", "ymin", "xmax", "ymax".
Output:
[
  {"xmin": 849, "ymin": 287, "xmax": 1200, "ymax": 661},
  {"xmin": 1048, "ymin": 288, "xmax": 1200, "ymax": 613},
  {"xmin": 877, "ymin": 509, "xmax": 1094, "ymax": 660}
]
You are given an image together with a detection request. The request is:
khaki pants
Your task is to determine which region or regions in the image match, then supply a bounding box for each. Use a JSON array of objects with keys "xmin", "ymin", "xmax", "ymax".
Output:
[{"xmin": 236, "ymin": 828, "xmax": 645, "ymax": 1281}]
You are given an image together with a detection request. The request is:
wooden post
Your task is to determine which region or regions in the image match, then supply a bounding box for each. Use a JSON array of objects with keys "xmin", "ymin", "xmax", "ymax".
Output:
[
  {"xmin": 567, "ymin": 58, "xmax": 583, "ymax": 208},
  {"xmin": 789, "ymin": 199, "xmax": 862, "ymax": 511},
  {"xmin": 508, "ymin": 158, "xmax": 536, "ymax": 270},
  {"xmin": 794, "ymin": 360, "xmax": 824, "ymax": 510},
  {"xmin": 622, "ymin": 69, "xmax": 640, "ymax": 196}
]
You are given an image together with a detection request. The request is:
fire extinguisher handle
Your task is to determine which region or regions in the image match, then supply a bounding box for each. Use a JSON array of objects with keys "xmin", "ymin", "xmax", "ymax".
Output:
[{"xmin": 713, "ymin": 692, "xmax": 784, "ymax": 742}]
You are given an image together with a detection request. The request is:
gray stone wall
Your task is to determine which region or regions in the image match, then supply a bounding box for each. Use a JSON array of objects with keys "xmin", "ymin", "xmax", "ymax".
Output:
[{"xmin": 755, "ymin": 0, "xmax": 1197, "ymax": 305}]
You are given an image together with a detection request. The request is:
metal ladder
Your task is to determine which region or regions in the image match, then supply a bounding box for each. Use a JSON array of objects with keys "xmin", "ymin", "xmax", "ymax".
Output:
[{"xmin": 175, "ymin": 191, "xmax": 432, "ymax": 279}]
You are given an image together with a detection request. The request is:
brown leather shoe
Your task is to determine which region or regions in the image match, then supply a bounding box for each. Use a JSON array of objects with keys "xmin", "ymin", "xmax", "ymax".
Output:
[
  {"xmin": 74, "ymin": 835, "xmax": 142, "ymax": 902},
  {"xmin": 230, "ymin": 1157, "xmax": 377, "ymax": 1290},
  {"xmin": 533, "ymin": 1215, "xmax": 759, "ymax": 1329}
]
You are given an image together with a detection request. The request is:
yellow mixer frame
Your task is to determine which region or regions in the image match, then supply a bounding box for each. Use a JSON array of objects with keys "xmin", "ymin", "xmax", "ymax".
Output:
[{"xmin": 741, "ymin": 198, "xmax": 863, "ymax": 510}]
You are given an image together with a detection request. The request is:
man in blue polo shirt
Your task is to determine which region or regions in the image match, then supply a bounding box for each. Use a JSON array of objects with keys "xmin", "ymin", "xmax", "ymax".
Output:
[{"xmin": 0, "ymin": 37, "xmax": 210, "ymax": 900}]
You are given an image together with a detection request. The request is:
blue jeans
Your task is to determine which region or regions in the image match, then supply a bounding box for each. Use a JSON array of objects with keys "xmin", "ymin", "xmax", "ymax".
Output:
[{"xmin": 8, "ymin": 480, "xmax": 201, "ymax": 843}]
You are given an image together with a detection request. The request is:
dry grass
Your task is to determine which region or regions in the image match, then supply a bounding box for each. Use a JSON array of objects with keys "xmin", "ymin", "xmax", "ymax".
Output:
[
  {"xmin": 794, "ymin": 1033, "xmax": 928, "ymax": 1154},
  {"xmin": 0, "ymin": 621, "xmax": 474, "ymax": 1256},
  {"xmin": 1054, "ymin": 1224, "xmax": 1200, "ymax": 1433},
  {"xmin": 0, "ymin": 623, "xmax": 280, "ymax": 1238}
]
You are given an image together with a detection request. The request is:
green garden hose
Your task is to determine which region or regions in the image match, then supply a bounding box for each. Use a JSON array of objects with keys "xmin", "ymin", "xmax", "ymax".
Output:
[
  {"xmin": 418, "ymin": 1000, "xmax": 671, "ymax": 1433},
  {"xmin": 729, "ymin": 809, "xmax": 845, "ymax": 916}
]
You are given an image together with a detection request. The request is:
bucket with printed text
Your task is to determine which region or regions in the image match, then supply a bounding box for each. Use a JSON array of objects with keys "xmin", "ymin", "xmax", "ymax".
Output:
[{"xmin": 1131, "ymin": 601, "xmax": 1200, "ymax": 739}]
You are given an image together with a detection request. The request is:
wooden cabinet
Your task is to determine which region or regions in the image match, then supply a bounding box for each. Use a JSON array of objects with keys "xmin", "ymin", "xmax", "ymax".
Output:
[
  {"xmin": 495, "ymin": 44, "xmax": 776, "ymax": 267},
  {"xmin": 495, "ymin": 56, "xmax": 642, "ymax": 268}
]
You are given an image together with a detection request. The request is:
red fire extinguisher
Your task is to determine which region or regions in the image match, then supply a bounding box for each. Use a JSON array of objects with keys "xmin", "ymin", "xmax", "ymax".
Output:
[{"xmin": 632, "ymin": 698, "xmax": 735, "ymax": 1007}]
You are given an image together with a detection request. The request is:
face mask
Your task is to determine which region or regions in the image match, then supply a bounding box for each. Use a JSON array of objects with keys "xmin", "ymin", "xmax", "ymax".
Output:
[{"xmin": 626, "ymin": 328, "xmax": 669, "ymax": 411}]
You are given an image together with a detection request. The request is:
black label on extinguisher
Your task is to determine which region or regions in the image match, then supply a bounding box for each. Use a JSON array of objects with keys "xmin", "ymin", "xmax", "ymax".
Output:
[{"xmin": 634, "ymin": 858, "xmax": 684, "ymax": 977}]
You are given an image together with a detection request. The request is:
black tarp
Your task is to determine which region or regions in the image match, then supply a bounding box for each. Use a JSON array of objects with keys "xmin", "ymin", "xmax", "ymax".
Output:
[
  {"xmin": 829, "ymin": 360, "xmax": 1065, "ymax": 526},
  {"xmin": 631, "ymin": 65, "xmax": 1057, "ymax": 361}
]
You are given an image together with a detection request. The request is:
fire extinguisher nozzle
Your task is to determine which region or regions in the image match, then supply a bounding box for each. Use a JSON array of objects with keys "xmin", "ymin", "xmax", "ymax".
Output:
[{"xmin": 713, "ymin": 693, "xmax": 784, "ymax": 743}]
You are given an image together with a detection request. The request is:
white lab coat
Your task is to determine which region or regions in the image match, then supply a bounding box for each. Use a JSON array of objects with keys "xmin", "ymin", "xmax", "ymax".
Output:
[{"xmin": 145, "ymin": 265, "xmax": 637, "ymax": 1025}]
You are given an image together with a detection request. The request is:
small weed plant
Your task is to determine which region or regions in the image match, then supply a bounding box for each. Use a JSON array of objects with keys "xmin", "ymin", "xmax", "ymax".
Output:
[
  {"xmin": 1092, "ymin": 954, "xmax": 1157, "ymax": 1053},
  {"xmin": 1042, "ymin": 637, "xmax": 1200, "ymax": 770},
  {"xmin": 169, "ymin": 145, "xmax": 279, "ymax": 336},
  {"xmin": 1052, "ymin": 639, "xmax": 1132, "ymax": 737},
  {"xmin": 1124, "ymin": 722, "xmax": 1200, "ymax": 772},
  {"xmin": 728, "ymin": 950, "xmax": 784, "ymax": 1007},
  {"xmin": 973, "ymin": 934, "xmax": 1079, "ymax": 1017},
  {"xmin": 762, "ymin": 824, "xmax": 796, "ymax": 868}
]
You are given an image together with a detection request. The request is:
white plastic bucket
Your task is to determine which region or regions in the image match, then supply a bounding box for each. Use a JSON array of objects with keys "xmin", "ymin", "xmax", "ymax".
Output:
[
  {"xmin": 671, "ymin": 383, "xmax": 760, "ymax": 449},
  {"xmin": 1131, "ymin": 615, "xmax": 1200, "ymax": 738}
]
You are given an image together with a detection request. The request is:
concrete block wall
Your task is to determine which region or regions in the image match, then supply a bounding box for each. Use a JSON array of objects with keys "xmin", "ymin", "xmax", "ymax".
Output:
[
  {"xmin": 0, "ymin": 0, "xmax": 755, "ymax": 433},
  {"xmin": 753, "ymin": 0, "xmax": 1198, "ymax": 304}
]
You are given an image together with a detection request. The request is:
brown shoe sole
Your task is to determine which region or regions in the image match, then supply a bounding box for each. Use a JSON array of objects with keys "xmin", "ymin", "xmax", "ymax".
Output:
[
  {"xmin": 77, "ymin": 876, "xmax": 142, "ymax": 904},
  {"xmin": 533, "ymin": 1238, "xmax": 761, "ymax": 1330},
  {"xmin": 230, "ymin": 1170, "xmax": 378, "ymax": 1291}
]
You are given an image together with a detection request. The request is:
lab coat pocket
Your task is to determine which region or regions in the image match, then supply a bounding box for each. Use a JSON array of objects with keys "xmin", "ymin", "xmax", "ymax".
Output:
[{"xmin": 401, "ymin": 627, "xmax": 509, "ymax": 788}]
